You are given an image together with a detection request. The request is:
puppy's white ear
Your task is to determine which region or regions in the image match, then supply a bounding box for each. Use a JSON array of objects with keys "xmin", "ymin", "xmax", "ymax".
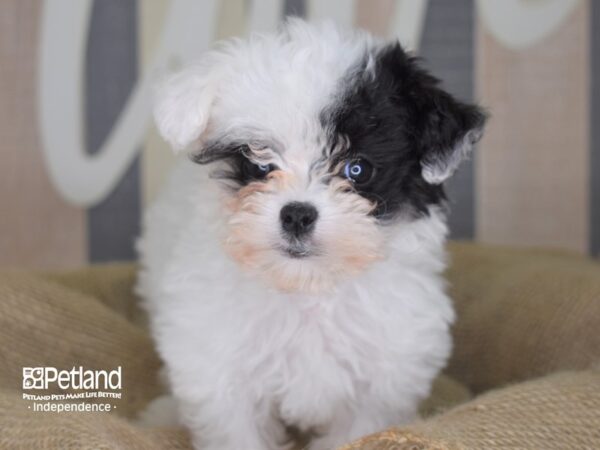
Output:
[{"xmin": 153, "ymin": 66, "xmax": 218, "ymax": 152}]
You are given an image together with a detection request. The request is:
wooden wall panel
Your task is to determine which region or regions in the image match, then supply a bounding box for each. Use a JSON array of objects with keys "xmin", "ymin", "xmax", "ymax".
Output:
[
  {"xmin": 591, "ymin": 0, "xmax": 600, "ymax": 257},
  {"xmin": 0, "ymin": 0, "xmax": 86, "ymax": 269},
  {"xmin": 355, "ymin": 0, "xmax": 394, "ymax": 36},
  {"xmin": 420, "ymin": 0, "xmax": 476, "ymax": 239},
  {"xmin": 86, "ymin": 0, "xmax": 140, "ymax": 262},
  {"xmin": 476, "ymin": 1, "xmax": 590, "ymax": 253},
  {"xmin": 139, "ymin": 0, "xmax": 176, "ymax": 208}
]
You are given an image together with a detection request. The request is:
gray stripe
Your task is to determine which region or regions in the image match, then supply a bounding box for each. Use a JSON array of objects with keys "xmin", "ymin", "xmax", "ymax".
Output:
[
  {"xmin": 284, "ymin": 0, "xmax": 306, "ymax": 17},
  {"xmin": 86, "ymin": 0, "xmax": 140, "ymax": 262},
  {"xmin": 419, "ymin": 0, "xmax": 476, "ymax": 239},
  {"xmin": 592, "ymin": 1, "xmax": 600, "ymax": 257}
]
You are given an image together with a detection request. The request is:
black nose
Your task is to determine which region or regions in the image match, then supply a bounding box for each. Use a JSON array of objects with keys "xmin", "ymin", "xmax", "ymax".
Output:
[{"xmin": 280, "ymin": 202, "xmax": 318, "ymax": 238}]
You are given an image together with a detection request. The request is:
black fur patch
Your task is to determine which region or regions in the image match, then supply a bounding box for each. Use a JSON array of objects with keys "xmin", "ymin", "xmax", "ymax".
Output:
[
  {"xmin": 190, "ymin": 142, "xmax": 247, "ymax": 186},
  {"xmin": 191, "ymin": 143, "xmax": 274, "ymax": 187},
  {"xmin": 325, "ymin": 43, "xmax": 486, "ymax": 219}
]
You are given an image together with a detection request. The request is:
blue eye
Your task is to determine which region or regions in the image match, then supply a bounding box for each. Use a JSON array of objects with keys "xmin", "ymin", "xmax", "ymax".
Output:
[
  {"xmin": 242, "ymin": 158, "xmax": 275, "ymax": 180},
  {"xmin": 344, "ymin": 159, "xmax": 374, "ymax": 185}
]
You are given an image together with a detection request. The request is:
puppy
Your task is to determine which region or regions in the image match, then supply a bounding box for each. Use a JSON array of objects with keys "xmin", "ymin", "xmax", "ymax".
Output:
[{"xmin": 138, "ymin": 19, "xmax": 486, "ymax": 450}]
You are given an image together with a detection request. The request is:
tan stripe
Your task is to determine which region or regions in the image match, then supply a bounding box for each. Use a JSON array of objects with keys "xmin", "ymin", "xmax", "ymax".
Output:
[
  {"xmin": 476, "ymin": 0, "xmax": 590, "ymax": 253},
  {"xmin": 139, "ymin": 0, "xmax": 176, "ymax": 208},
  {"xmin": 354, "ymin": 0, "xmax": 394, "ymax": 37},
  {"xmin": 215, "ymin": 0, "xmax": 247, "ymax": 40},
  {"xmin": 0, "ymin": 0, "xmax": 86, "ymax": 269}
]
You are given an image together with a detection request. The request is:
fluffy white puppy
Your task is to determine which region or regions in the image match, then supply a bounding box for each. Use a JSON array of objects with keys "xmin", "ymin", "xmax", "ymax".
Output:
[{"xmin": 138, "ymin": 19, "xmax": 485, "ymax": 450}]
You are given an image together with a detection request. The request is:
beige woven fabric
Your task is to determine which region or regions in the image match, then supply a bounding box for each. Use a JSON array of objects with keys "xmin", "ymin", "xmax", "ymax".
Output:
[
  {"xmin": 0, "ymin": 268, "xmax": 191, "ymax": 449},
  {"xmin": 0, "ymin": 243, "xmax": 598, "ymax": 449},
  {"xmin": 341, "ymin": 370, "xmax": 600, "ymax": 450},
  {"xmin": 446, "ymin": 243, "xmax": 600, "ymax": 393}
]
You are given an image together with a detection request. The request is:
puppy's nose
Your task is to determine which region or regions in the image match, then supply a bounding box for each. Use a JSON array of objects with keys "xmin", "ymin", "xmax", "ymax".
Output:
[{"xmin": 280, "ymin": 202, "xmax": 318, "ymax": 238}]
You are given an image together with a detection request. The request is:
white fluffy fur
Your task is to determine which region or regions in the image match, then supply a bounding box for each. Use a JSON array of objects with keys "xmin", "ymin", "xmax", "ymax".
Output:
[
  {"xmin": 153, "ymin": 21, "xmax": 377, "ymax": 154},
  {"xmin": 138, "ymin": 21, "xmax": 455, "ymax": 450}
]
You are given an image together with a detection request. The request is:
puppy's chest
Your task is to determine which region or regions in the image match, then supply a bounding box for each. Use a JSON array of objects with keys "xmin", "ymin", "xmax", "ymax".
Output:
[{"xmin": 268, "ymin": 293, "xmax": 401, "ymax": 373}]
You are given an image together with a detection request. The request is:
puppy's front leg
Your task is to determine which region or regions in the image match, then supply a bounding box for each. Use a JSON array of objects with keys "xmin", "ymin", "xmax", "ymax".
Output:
[{"xmin": 179, "ymin": 395, "xmax": 292, "ymax": 450}]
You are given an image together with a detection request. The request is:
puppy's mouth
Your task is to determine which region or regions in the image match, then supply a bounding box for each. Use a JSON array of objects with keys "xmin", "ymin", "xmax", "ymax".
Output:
[{"xmin": 277, "ymin": 242, "xmax": 315, "ymax": 259}]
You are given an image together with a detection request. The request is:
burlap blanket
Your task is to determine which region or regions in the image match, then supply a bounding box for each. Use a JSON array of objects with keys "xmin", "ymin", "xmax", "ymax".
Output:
[{"xmin": 0, "ymin": 243, "xmax": 599, "ymax": 449}]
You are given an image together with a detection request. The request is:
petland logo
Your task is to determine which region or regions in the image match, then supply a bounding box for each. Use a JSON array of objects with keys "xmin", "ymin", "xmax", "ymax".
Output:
[
  {"xmin": 22, "ymin": 366, "xmax": 123, "ymax": 413},
  {"xmin": 23, "ymin": 366, "xmax": 122, "ymax": 390}
]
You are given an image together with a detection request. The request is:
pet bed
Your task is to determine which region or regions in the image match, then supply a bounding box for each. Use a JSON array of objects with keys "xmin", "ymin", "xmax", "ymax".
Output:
[{"xmin": 0, "ymin": 243, "xmax": 598, "ymax": 449}]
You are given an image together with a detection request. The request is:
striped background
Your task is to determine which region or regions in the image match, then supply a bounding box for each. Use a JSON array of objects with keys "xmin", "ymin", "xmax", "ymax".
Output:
[{"xmin": 1, "ymin": 0, "xmax": 598, "ymax": 269}]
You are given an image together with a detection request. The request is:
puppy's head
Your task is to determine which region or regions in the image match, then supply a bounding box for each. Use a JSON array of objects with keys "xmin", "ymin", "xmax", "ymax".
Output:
[{"xmin": 154, "ymin": 20, "xmax": 486, "ymax": 294}]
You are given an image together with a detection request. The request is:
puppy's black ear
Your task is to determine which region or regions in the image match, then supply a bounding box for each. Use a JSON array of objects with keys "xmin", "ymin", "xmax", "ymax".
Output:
[
  {"xmin": 378, "ymin": 43, "xmax": 487, "ymax": 184},
  {"xmin": 417, "ymin": 84, "xmax": 487, "ymax": 184}
]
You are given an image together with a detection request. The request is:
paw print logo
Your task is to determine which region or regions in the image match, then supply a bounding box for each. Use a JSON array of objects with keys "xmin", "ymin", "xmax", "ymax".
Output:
[{"xmin": 23, "ymin": 367, "xmax": 44, "ymax": 389}]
